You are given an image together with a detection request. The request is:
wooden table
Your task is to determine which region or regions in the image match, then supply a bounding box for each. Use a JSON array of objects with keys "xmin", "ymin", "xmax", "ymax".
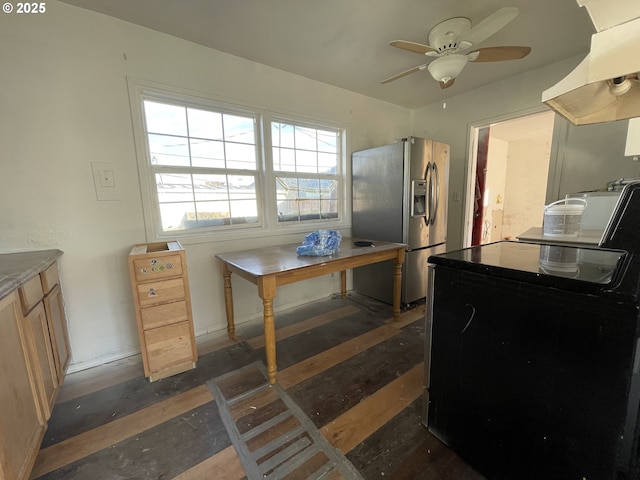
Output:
[{"xmin": 216, "ymin": 237, "xmax": 406, "ymax": 384}]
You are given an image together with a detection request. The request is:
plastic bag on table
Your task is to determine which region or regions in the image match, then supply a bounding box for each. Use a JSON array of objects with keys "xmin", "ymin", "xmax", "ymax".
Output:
[{"xmin": 296, "ymin": 230, "xmax": 342, "ymax": 256}]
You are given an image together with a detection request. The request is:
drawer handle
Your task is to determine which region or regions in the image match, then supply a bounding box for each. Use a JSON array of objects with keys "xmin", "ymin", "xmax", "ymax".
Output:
[{"xmin": 148, "ymin": 287, "xmax": 158, "ymax": 298}]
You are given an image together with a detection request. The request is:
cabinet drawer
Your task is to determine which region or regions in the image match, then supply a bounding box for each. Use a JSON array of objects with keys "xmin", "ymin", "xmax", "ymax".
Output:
[
  {"xmin": 40, "ymin": 262, "xmax": 59, "ymax": 294},
  {"xmin": 19, "ymin": 275, "xmax": 44, "ymax": 315},
  {"xmin": 144, "ymin": 322, "xmax": 195, "ymax": 376},
  {"xmin": 140, "ymin": 300, "xmax": 189, "ymax": 330},
  {"xmin": 136, "ymin": 278, "xmax": 185, "ymax": 308},
  {"xmin": 132, "ymin": 253, "xmax": 183, "ymax": 283}
]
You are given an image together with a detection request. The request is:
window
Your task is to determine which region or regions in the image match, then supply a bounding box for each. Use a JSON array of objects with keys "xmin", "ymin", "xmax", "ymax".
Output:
[
  {"xmin": 142, "ymin": 100, "xmax": 260, "ymax": 233},
  {"xmin": 130, "ymin": 81, "xmax": 346, "ymax": 240},
  {"xmin": 272, "ymin": 121, "xmax": 340, "ymax": 223}
]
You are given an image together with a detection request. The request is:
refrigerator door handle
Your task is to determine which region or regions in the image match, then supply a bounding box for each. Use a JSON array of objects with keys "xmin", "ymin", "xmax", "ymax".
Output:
[
  {"xmin": 425, "ymin": 163, "xmax": 432, "ymax": 226},
  {"xmin": 431, "ymin": 163, "xmax": 440, "ymax": 226}
]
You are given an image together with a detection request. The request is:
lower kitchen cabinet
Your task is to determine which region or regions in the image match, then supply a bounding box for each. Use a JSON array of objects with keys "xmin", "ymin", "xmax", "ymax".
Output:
[
  {"xmin": 24, "ymin": 301, "xmax": 58, "ymax": 419},
  {"xmin": 0, "ymin": 250, "xmax": 72, "ymax": 480},
  {"xmin": 43, "ymin": 284, "xmax": 71, "ymax": 384},
  {"xmin": 0, "ymin": 291, "xmax": 45, "ymax": 480}
]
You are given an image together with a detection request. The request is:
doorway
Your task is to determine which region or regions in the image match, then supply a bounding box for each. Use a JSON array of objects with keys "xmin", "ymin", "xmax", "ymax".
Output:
[{"xmin": 465, "ymin": 111, "xmax": 556, "ymax": 247}]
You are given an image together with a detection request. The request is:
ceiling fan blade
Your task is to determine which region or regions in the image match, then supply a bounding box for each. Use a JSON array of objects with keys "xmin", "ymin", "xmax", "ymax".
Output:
[
  {"xmin": 468, "ymin": 46, "xmax": 531, "ymax": 62},
  {"xmin": 461, "ymin": 7, "xmax": 520, "ymax": 46},
  {"xmin": 381, "ymin": 64, "xmax": 427, "ymax": 84},
  {"xmin": 389, "ymin": 40, "xmax": 437, "ymax": 55},
  {"xmin": 440, "ymin": 78, "xmax": 455, "ymax": 89}
]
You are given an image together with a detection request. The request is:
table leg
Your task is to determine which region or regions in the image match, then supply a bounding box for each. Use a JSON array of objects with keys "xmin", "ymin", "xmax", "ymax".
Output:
[
  {"xmin": 220, "ymin": 262, "xmax": 235, "ymax": 339},
  {"xmin": 392, "ymin": 248, "xmax": 406, "ymax": 322},
  {"xmin": 340, "ymin": 270, "xmax": 347, "ymax": 299},
  {"xmin": 258, "ymin": 276, "xmax": 278, "ymax": 384}
]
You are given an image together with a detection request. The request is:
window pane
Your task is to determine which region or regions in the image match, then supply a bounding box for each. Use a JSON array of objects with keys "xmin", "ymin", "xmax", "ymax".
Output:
[
  {"xmin": 187, "ymin": 108, "xmax": 223, "ymax": 140},
  {"xmin": 148, "ymin": 134, "xmax": 190, "ymax": 166},
  {"xmin": 194, "ymin": 201, "xmax": 230, "ymax": 226},
  {"xmin": 228, "ymin": 175, "xmax": 257, "ymax": 200},
  {"xmin": 190, "ymin": 139, "xmax": 225, "ymax": 168},
  {"xmin": 298, "ymin": 178, "xmax": 320, "ymax": 198},
  {"xmin": 317, "ymin": 130, "xmax": 337, "ymax": 153},
  {"xmin": 273, "ymin": 146, "xmax": 296, "ymax": 172},
  {"xmin": 192, "ymin": 174, "xmax": 226, "ymax": 202},
  {"xmin": 320, "ymin": 199, "xmax": 338, "ymax": 219},
  {"xmin": 156, "ymin": 173, "xmax": 193, "ymax": 202},
  {"xmin": 224, "ymin": 114, "xmax": 255, "ymax": 144},
  {"xmin": 230, "ymin": 200, "xmax": 258, "ymax": 222},
  {"xmin": 225, "ymin": 142, "xmax": 257, "ymax": 169},
  {"xmin": 158, "ymin": 202, "xmax": 194, "ymax": 232},
  {"xmin": 295, "ymin": 126, "xmax": 317, "ymax": 151},
  {"xmin": 272, "ymin": 120, "xmax": 340, "ymax": 224},
  {"xmin": 318, "ymin": 152, "xmax": 337, "ymax": 173},
  {"xmin": 144, "ymin": 101, "xmax": 187, "ymax": 136},
  {"xmin": 296, "ymin": 150, "xmax": 317, "ymax": 174},
  {"xmin": 320, "ymin": 178, "xmax": 338, "ymax": 198},
  {"xmin": 272, "ymin": 123, "xmax": 295, "ymax": 148},
  {"xmin": 276, "ymin": 177, "xmax": 326, "ymax": 222}
]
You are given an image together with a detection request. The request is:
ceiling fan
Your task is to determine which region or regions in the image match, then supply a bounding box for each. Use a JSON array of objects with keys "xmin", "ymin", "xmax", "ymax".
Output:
[{"xmin": 382, "ymin": 7, "xmax": 531, "ymax": 89}]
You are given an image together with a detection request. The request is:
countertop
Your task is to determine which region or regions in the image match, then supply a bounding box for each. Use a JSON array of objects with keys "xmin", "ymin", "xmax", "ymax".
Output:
[
  {"xmin": 516, "ymin": 227, "xmax": 603, "ymax": 246},
  {"xmin": 0, "ymin": 249, "xmax": 63, "ymax": 300},
  {"xmin": 428, "ymin": 241, "xmax": 628, "ymax": 297}
]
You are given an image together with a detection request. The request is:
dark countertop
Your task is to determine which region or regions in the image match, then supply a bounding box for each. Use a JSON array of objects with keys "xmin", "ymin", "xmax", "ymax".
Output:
[
  {"xmin": 0, "ymin": 250, "xmax": 63, "ymax": 300},
  {"xmin": 429, "ymin": 241, "xmax": 629, "ymax": 297}
]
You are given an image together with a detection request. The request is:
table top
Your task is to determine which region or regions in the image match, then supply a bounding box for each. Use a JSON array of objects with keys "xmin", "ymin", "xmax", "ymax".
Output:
[{"xmin": 216, "ymin": 237, "xmax": 406, "ymax": 277}]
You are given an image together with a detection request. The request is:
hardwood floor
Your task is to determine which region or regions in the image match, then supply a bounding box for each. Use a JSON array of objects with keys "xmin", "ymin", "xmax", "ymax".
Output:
[{"xmin": 31, "ymin": 293, "xmax": 484, "ymax": 479}]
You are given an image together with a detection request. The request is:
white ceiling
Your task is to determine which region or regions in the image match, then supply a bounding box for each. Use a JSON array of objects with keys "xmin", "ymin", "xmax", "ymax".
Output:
[{"xmin": 59, "ymin": 0, "xmax": 596, "ymax": 110}]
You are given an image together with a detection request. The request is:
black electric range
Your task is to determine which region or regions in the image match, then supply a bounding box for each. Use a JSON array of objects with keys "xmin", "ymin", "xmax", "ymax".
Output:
[{"xmin": 423, "ymin": 183, "xmax": 640, "ymax": 480}]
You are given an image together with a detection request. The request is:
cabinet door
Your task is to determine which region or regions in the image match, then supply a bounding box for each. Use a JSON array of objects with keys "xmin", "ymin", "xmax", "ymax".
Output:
[
  {"xmin": 0, "ymin": 291, "xmax": 45, "ymax": 480},
  {"xmin": 44, "ymin": 284, "xmax": 71, "ymax": 384},
  {"xmin": 24, "ymin": 302, "xmax": 58, "ymax": 419},
  {"xmin": 144, "ymin": 321, "xmax": 196, "ymax": 381}
]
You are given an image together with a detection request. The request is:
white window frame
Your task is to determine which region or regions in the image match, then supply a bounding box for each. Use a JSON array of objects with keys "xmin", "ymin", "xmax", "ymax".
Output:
[
  {"xmin": 266, "ymin": 114, "xmax": 343, "ymax": 228},
  {"xmin": 128, "ymin": 78, "xmax": 348, "ymax": 243}
]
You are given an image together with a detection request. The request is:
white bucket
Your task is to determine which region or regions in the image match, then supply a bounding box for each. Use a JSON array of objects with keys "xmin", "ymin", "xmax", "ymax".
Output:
[
  {"xmin": 539, "ymin": 245, "xmax": 579, "ymax": 274},
  {"xmin": 543, "ymin": 198, "xmax": 586, "ymax": 237}
]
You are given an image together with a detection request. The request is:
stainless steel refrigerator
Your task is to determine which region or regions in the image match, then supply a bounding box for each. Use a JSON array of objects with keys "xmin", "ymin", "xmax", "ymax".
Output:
[{"xmin": 352, "ymin": 137, "xmax": 449, "ymax": 305}]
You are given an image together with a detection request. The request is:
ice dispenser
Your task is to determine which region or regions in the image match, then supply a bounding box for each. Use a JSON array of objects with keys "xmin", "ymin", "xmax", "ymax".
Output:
[{"xmin": 412, "ymin": 179, "xmax": 427, "ymax": 217}]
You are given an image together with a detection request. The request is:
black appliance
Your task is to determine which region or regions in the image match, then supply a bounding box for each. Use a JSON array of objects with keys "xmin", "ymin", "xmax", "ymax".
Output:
[{"xmin": 424, "ymin": 181, "xmax": 640, "ymax": 480}]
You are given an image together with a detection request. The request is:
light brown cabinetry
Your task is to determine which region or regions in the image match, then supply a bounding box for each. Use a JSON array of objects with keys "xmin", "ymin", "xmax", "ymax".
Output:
[
  {"xmin": 0, "ymin": 291, "xmax": 45, "ymax": 480},
  {"xmin": 24, "ymin": 302, "xmax": 58, "ymax": 419},
  {"xmin": 128, "ymin": 241, "xmax": 197, "ymax": 382},
  {"xmin": 43, "ymin": 283, "xmax": 71, "ymax": 384},
  {"xmin": 0, "ymin": 251, "xmax": 71, "ymax": 480}
]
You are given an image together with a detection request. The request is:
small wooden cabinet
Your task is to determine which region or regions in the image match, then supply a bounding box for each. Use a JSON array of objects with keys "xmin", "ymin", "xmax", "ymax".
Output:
[{"xmin": 128, "ymin": 241, "xmax": 197, "ymax": 381}]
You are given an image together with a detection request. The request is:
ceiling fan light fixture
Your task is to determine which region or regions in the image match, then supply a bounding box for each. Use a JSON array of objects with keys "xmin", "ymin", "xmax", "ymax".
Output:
[{"xmin": 427, "ymin": 54, "xmax": 468, "ymax": 83}]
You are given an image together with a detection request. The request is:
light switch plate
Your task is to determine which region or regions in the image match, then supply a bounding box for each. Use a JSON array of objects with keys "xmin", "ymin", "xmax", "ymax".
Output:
[{"xmin": 91, "ymin": 162, "xmax": 122, "ymax": 201}]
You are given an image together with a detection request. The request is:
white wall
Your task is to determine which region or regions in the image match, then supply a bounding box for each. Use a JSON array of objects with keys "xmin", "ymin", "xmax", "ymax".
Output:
[
  {"xmin": 484, "ymin": 138, "xmax": 508, "ymax": 242},
  {"xmin": 502, "ymin": 138, "xmax": 552, "ymax": 239},
  {"xmin": 0, "ymin": 1, "xmax": 411, "ymax": 370}
]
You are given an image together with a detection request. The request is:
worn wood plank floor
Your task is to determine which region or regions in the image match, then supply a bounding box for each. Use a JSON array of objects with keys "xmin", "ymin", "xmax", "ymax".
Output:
[{"xmin": 31, "ymin": 293, "xmax": 484, "ymax": 479}]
